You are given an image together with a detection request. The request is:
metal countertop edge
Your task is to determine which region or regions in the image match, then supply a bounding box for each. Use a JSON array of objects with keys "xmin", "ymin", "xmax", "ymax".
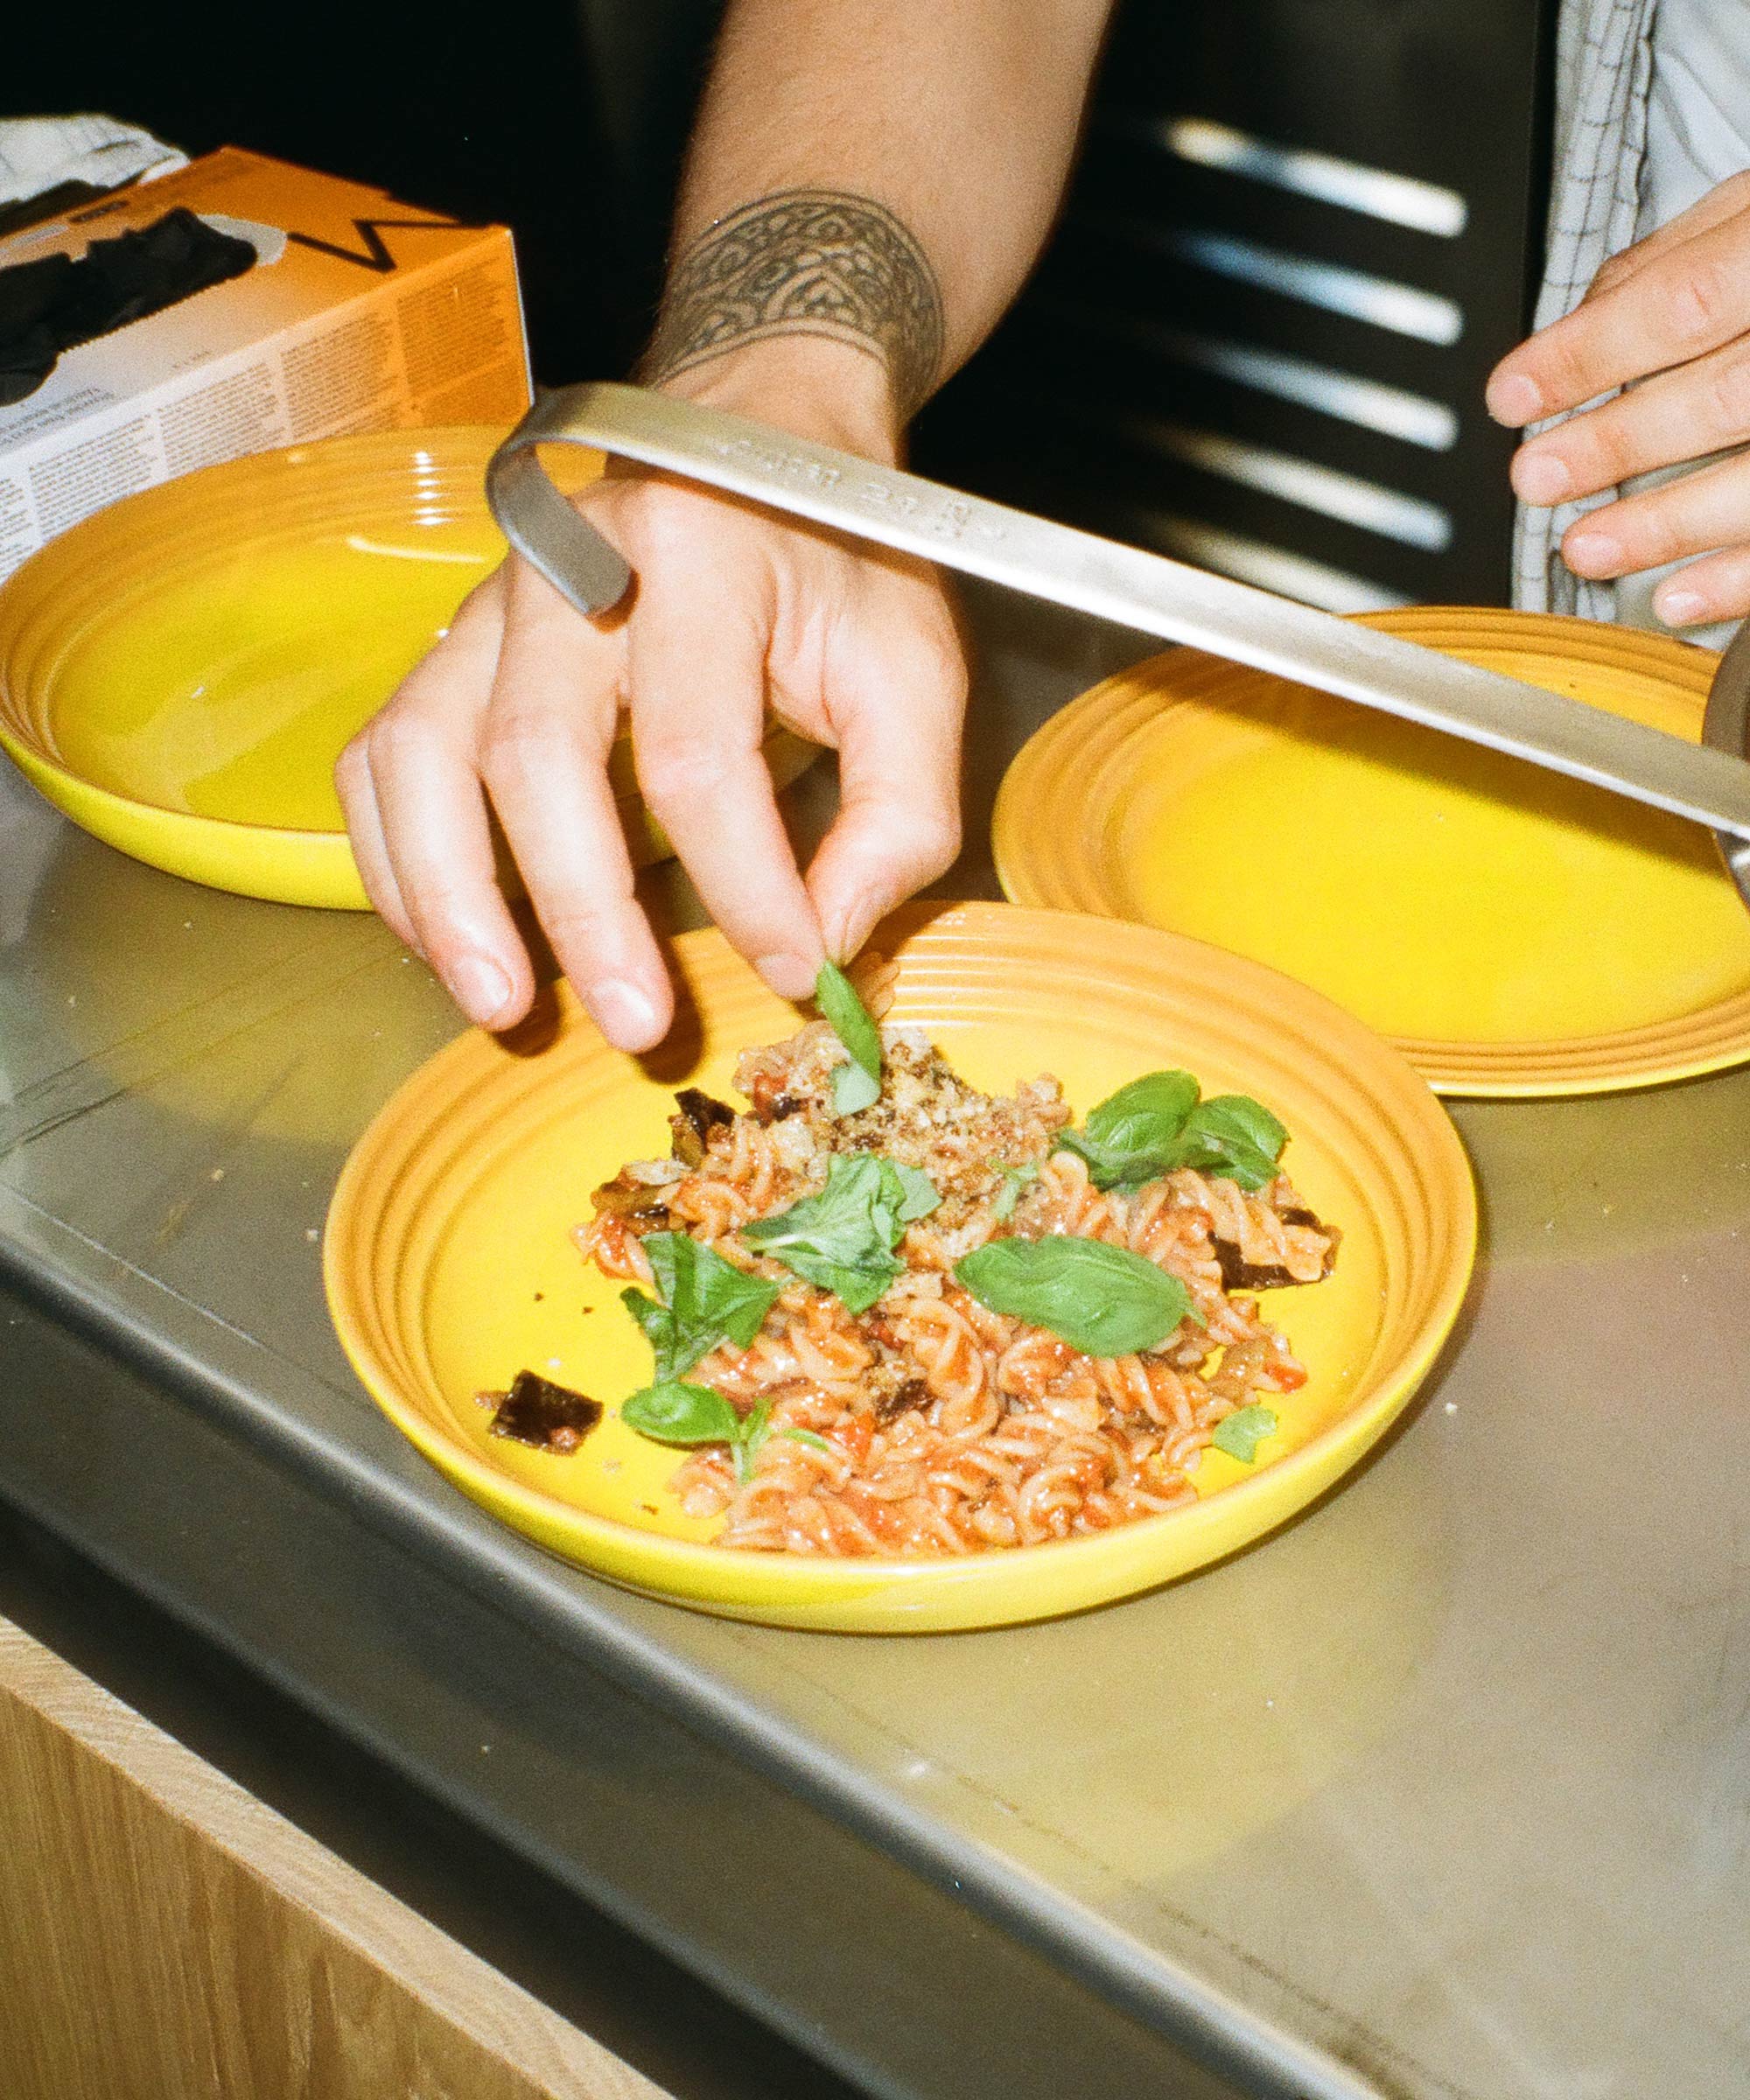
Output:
[
  {"xmin": 0, "ymin": 1278, "xmax": 917, "ymax": 2100},
  {"xmin": 0, "ymin": 1195, "xmax": 1396, "ymax": 2100}
]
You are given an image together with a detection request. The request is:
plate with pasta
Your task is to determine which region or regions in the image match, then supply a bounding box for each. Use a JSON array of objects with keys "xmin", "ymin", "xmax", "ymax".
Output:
[{"xmin": 325, "ymin": 902, "xmax": 1475, "ymax": 1631}]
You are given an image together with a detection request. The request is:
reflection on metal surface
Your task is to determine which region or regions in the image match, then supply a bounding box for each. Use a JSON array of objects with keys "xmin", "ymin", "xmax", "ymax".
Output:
[
  {"xmin": 1704, "ymin": 618, "xmax": 1750, "ymax": 909},
  {"xmin": 1452, "ymin": 1072, "xmax": 1750, "ymax": 1260},
  {"xmin": 1124, "ymin": 419, "xmax": 1452, "ymax": 550},
  {"xmin": 1126, "ymin": 509, "xmax": 1410, "ymax": 614},
  {"xmin": 1110, "ymin": 113, "xmax": 1469, "ymax": 238},
  {"xmin": 1040, "ymin": 302, "xmax": 1460, "ymax": 450},
  {"xmin": 0, "ymin": 822, "xmax": 440, "ymax": 1161},
  {"xmin": 873, "ymin": 1438, "xmax": 1450, "ymax": 1881},
  {"xmin": 8, "ymin": 591, "xmax": 1750, "ymax": 2100}
]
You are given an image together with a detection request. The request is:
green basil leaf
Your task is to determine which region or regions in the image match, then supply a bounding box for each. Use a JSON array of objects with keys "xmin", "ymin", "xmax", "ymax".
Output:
[
  {"xmin": 713, "ymin": 1267, "xmax": 782, "ymax": 1347},
  {"xmin": 1059, "ymin": 1072, "xmax": 1289, "ymax": 1193},
  {"xmin": 769, "ymin": 1243, "xmax": 905, "ymax": 1316},
  {"xmin": 741, "ymin": 1155, "xmax": 937, "ymax": 1314},
  {"xmin": 1210, "ymin": 1404, "xmax": 1278, "ymax": 1463},
  {"xmin": 742, "ymin": 1153, "xmax": 886, "ymax": 1254},
  {"xmin": 990, "ymin": 1160, "xmax": 1040, "ymax": 1224},
  {"xmin": 735, "ymin": 1396, "xmax": 774, "ymax": 1483},
  {"xmin": 816, "ymin": 960, "xmax": 882, "ymax": 1084},
  {"xmin": 1087, "ymin": 1070, "xmax": 1200, "ymax": 1150},
  {"xmin": 1161, "ymin": 1135, "xmax": 1276, "ymax": 1191},
  {"xmin": 884, "ymin": 1160, "xmax": 942, "ymax": 1224},
  {"xmin": 830, "ymin": 1059, "xmax": 880, "ymax": 1115},
  {"xmin": 783, "ymin": 1428, "xmax": 832, "ymax": 1452},
  {"xmin": 1161, "ymin": 1097, "xmax": 1288, "ymax": 1192},
  {"xmin": 642, "ymin": 1231, "xmax": 684, "ymax": 1304},
  {"xmin": 1051, "ymin": 1130, "xmax": 1112, "ymax": 1189},
  {"xmin": 620, "ymin": 1232, "xmax": 779, "ymax": 1380},
  {"xmin": 743, "ymin": 1154, "xmax": 906, "ymax": 1313},
  {"xmin": 620, "ymin": 1284, "xmax": 669, "ymax": 1362},
  {"xmin": 1193, "ymin": 1095, "xmax": 1288, "ymax": 1158},
  {"xmin": 621, "ymin": 1380, "xmax": 742, "ymax": 1448},
  {"xmin": 1057, "ymin": 1069, "xmax": 1199, "ymax": 1189},
  {"xmin": 954, "ymin": 1236, "xmax": 1198, "ymax": 1358}
]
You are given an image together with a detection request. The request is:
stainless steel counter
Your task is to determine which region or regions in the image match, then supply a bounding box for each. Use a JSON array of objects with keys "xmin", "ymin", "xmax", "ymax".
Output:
[{"xmin": 4, "ymin": 584, "xmax": 1748, "ymax": 2100}]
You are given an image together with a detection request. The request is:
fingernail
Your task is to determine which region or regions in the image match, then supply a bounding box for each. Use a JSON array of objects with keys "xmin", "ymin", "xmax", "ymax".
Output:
[
  {"xmin": 830, "ymin": 902, "xmax": 883, "ymax": 965},
  {"xmin": 753, "ymin": 952, "xmax": 820, "ymax": 1001},
  {"xmin": 1564, "ymin": 530, "xmax": 1622, "ymax": 576},
  {"xmin": 1656, "ymin": 586, "xmax": 1709, "ymax": 627},
  {"xmin": 1487, "ymin": 371, "xmax": 1543, "ymax": 426},
  {"xmin": 1514, "ymin": 451, "xmax": 1571, "ymax": 506},
  {"xmin": 584, "ymin": 976, "xmax": 662, "ymax": 1050},
  {"xmin": 448, "ymin": 953, "xmax": 514, "ymax": 1027}
]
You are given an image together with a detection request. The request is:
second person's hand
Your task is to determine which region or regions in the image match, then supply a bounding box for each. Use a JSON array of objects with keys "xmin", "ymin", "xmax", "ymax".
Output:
[
  {"xmin": 336, "ymin": 342, "xmax": 969, "ymax": 1052},
  {"xmin": 1488, "ymin": 172, "xmax": 1750, "ymax": 626}
]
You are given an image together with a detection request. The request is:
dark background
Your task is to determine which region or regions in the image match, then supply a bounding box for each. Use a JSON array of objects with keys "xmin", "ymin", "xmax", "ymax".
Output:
[
  {"xmin": 5, "ymin": 1, "xmax": 718, "ymax": 382},
  {"xmin": 7, "ymin": 0, "xmax": 1557, "ymax": 606}
]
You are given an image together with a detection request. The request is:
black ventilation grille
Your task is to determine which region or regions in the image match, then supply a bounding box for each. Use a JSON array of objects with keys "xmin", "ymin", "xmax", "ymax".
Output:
[{"xmin": 916, "ymin": 0, "xmax": 1555, "ymax": 611}]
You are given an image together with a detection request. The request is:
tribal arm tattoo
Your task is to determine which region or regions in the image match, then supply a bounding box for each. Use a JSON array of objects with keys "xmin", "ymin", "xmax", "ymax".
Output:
[{"xmin": 640, "ymin": 190, "xmax": 946, "ymax": 420}]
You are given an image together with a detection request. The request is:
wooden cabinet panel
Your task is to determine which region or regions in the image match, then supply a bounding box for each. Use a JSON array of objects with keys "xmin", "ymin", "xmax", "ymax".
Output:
[{"xmin": 0, "ymin": 1615, "xmax": 672, "ymax": 2100}]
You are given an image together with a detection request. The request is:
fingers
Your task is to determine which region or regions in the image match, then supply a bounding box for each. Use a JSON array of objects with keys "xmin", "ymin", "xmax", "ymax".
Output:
[
  {"xmin": 1581, "ymin": 171, "xmax": 1750, "ymax": 304},
  {"xmin": 1509, "ymin": 334, "xmax": 1750, "ymax": 504},
  {"xmin": 628, "ymin": 511, "xmax": 823, "ymax": 1001},
  {"xmin": 1560, "ymin": 448, "xmax": 1750, "ymax": 589},
  {"xmin": 803, "ymin": 570, "xmax": 968, "ymax": 962},
  {"xmin": 338, "ymin": 570, "xmax": 531, "ymax": 1026},
  {"xmin": 1488, "ymin": 191, "xmax": 1750, "ymax": 425},
  {"xmin": 340, "ymin": 472, "xmax": 970, "ymax": 1047},
  {"xmin": 479, "ymin": 556, "xmax": 673, "ymax": 1052},
  {"xmin": 1645, "ymin": 542, "xmax": 1750, "ymax": 628},
  {"xmin": 340, "ymin": 507, "xmax": 674, "ymax": 1050},
  {"xmin": 334, "ymin": 735, "xmax": 416, "ymax": 951}
]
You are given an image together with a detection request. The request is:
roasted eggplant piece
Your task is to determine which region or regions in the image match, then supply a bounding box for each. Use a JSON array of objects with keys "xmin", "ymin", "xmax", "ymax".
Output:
[
  {"xmin": 1212, "ymin": 1207, "xmax": 1341, "ymax": 1292},
  {"xmin": 874, "ymin": 1376, "xmax": 930, "ymax": 1425},
  {"xmin": 482, "ymin": 1370, "xmax": 603, "ymax": 1452},
  {"xmin": 589, "ymin": 1167, "xmax": 674, "ymax": 1222},
  {"xmin": 668, "ymin": 1087, "xmax": 735, "ymax": 1166}
]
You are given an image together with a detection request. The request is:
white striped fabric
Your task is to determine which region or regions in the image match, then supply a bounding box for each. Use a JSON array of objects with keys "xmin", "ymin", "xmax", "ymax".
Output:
[{"xmin": 1512, "ymin": 0, "xmax": 1656, "ymax": 620}]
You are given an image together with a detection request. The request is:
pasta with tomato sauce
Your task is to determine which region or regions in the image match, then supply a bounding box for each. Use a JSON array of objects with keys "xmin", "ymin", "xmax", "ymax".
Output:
[{"xmin": 576, "ymin": 967, "xmax": 1338, "ymax": 1557}]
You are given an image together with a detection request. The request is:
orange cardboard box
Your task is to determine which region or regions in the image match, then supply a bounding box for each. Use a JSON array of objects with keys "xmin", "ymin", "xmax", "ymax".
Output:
[{"xmin": 0, "ymin": 147, "xmax": 530, "ymax": 578}]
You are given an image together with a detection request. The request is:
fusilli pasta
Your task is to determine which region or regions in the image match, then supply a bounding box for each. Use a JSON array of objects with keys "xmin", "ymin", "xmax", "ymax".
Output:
[{"xmin": 577, "ymin": 1009, "xmax": 1337, "ymax": 1556}]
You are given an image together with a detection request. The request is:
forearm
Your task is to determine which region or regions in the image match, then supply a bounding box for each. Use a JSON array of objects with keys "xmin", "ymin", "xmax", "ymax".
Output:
[
  {"xmin": 353, "ymin": 7, "xmax": 1052, "ymax": 1038},
  {"xmin": 644, "ymin": 0, "xmax": 1114, "ymax": 446}
]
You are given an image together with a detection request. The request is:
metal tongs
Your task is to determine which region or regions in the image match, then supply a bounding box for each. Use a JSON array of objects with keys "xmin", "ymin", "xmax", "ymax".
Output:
[{"xmin": 487, "ymin": 382, "xmax": 1750, "ymax": 913}]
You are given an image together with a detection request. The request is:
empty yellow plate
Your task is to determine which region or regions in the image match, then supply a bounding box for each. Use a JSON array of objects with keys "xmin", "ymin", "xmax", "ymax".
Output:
[
  {"xmin": 994, "ymin": 607, "xmax": 1750, "ymax": 1096},
  {"xmin": 324, "ymin": 901, "xmax": 1475, "ymax": 1632},
  {"xmin": 0, "ymin": 426, "xmax": 816, "ymax": 908}
]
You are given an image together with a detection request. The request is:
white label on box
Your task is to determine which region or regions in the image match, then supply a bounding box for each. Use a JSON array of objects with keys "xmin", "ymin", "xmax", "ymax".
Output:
[
  {"xmin": 282, "ymin": 308, "xmax": 399, "ymax": 438},
  {"xmin": 0, "ymin": 168, "xmax": 529, "ymax": 584},
  {"xmin": 0, "ymin": 473, "xmax": 37, "ymax": 576},
  {"xmin": 28, "ymin": 416, "xmax": 166, "ymax": 541},
  {"xmin": 0, "ymin": 383, "xmax": 122, "ymax": 448},
  {"xmin": 160, "ymin": 361, "xmax": 289, "ymax": 477}
]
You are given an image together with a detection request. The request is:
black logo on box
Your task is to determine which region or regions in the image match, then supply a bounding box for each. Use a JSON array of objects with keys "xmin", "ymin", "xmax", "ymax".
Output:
[{"xmin": 287, "ymin": 214, "xmax": 483, "ymax": 274}]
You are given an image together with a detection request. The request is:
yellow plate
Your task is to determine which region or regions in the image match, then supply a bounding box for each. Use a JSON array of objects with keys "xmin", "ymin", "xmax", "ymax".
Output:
[
  {"xmin": 324, "ymin": 900, "xmax": 1475, "ymax": 1632},
  {"xmin": 994, "ymin": 607, "xmax": 1750, "ymax": 1096},
  {"xmin": 0, "ymin": 426, "xmax": 816, "ymax": 908}
]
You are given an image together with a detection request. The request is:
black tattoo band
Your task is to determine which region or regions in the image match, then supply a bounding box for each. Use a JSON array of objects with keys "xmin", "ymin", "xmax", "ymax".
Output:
[{"xmin": 641, "ymin": 190, "xmax": 945, "ymax": 418}]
